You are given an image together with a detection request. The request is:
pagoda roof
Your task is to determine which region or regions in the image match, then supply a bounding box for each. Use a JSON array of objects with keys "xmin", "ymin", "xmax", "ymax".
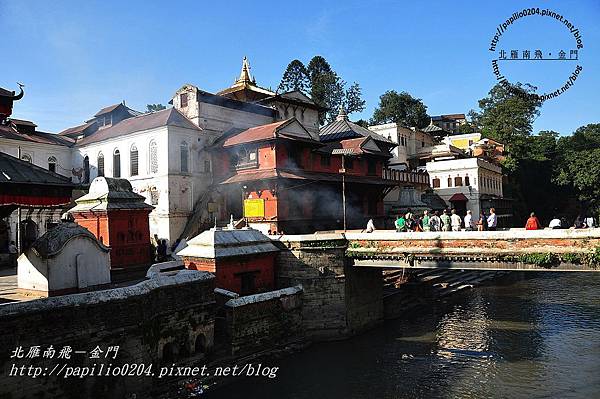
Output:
[
  {"xmin": 70, "ymin": 177, "xmax": 153, "ymax": 212},
  {"xmin": 319, "ymin": 110, "xmax": 395, "ymax": 146},
  {"xmin": 219, "ymin": 118, "xmax": 319, "ymax": 148},
  {"xmin": 0, "ymin": 152, "xmax": 73, "ymax": 187},
  {"xmin": 178, "ymin": 227, "xmax": 279, "ymax": 259}
]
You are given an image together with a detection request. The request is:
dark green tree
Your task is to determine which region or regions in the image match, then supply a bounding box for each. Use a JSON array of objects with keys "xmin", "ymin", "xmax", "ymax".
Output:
[
  {"xmin": 277, "ymin": 60, "xmax": 310, "ymax": 93},
  {"xmin": 146, "ymin": 104, "xmax": 166, "ymax": 112},
  {"xmin": 554, "ymin": 124, "xmax": 600, "ymax": 216},
  {"xmin": 470, "ymin": 82, "xmax": 543, "ymax": 171},
  {"xmin": 305, "ymin": 55, "xmax": 365, "ymax": 124},
  {"xmin": 370, "ymin": 90, "xmax": 429, "ymax": 128}
]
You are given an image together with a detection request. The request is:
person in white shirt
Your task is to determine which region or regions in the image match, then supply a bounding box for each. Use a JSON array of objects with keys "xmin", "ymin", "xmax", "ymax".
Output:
[
  {"xmin": 549, "ymin": 217, "xmax": 562, "ymax": 229},
  {"xmin": 464, "ymin": 210, "xmax": 473, "ymax": 231},
  {"xmin": 487, "ymin": 208, "xmax": 498, "ymax": 231},
  {"xmin": 450, "ymin": 209, "xmax": 462, "ymax": 231},
  {"xmin": 584, "ymin": 215, "xmax": 595, "ymax": 228},
  {"xmin": 366, "ymin": 218, "xmax": 376, "ymax": 233}
]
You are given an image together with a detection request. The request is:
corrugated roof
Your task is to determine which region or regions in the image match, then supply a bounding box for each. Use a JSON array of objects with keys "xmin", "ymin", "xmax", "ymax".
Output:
[
  {"xmin": 319, "ymin": 119, "xmax": 395, "ymax": 145},
  {"xmin": 76, "ymin": 108, "xmax": 199, "ymax": 146},
  {"xmin": 0, "ymin": 152, "xmax": 73, "ymax": 186}
]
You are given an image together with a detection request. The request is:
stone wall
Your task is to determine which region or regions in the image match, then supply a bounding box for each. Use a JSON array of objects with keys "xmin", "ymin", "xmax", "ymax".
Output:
[
  {"xmin": 223, "ymin": 286, "xmax": 303, "ymax": 356},
  {"xmin": 275, "ymin": 234, "xmax": 383, "ymax": 340},
  {"xmin": 0, "ymin": 270, "xmax": 215, "ymax": 399}
]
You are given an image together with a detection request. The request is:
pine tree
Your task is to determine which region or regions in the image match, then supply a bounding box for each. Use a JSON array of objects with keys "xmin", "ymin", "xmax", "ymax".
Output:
[{"xmin": 277, "ymin": 60, "xmax": 310, "ymax": 93}]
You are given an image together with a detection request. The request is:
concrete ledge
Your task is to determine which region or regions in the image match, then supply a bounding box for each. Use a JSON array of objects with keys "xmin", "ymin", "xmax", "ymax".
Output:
[
  {"xmin": 225, "ymin": 285, "xmax": 303, "ymax": 308},
  {"xmin": 0, "ymin": 269, "xmax": 213, "ymax": 317}
]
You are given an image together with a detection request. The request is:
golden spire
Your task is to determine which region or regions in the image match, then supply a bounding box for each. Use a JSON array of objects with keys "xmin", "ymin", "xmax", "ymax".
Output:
[{"xmin": 236, "ymin": 56, "xmax": 253, "ymax": 84}]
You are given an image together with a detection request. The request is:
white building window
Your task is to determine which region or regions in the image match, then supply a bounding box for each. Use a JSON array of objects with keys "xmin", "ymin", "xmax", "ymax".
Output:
[
  {"xmin": 149, "ymin": 140, "xmax": 158, "ymax": 174},
  {"xmin": 180, "ymin": 141, "xmax": 189, "ymax": 173},
  {"xmin": 113, "ymin": 148, "xmax": 121, "ymax": 178},
  {"xmin": 97, "ymin": 152, "xmax": 105, "ymax": 176},
  {"xmin": 48, "ymin": 156, "xmax": 57, "ymax": 173},
  {"xmin": 130, "ymin": 144, "xmax": 139, "ymax": 176}
]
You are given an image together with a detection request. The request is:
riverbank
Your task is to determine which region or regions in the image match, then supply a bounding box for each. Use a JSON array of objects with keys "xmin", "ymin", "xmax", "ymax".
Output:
[{"xmin": 203, "ymin": 272, "xmax": 600, "ymax": 399}]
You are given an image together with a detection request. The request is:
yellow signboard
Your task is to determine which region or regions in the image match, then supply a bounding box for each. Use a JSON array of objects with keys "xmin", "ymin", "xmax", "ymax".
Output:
[{"xmin": 244, "ymin": 199, "xmax": 265, "ymax": 218}]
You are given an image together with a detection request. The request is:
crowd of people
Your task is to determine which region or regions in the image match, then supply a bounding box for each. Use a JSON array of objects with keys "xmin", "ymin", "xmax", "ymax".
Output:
[
  {"xmin": 364, "ymin": 208, "xmax": 597, "ymax": 233},
  {"xmin": 365, "ymin": 208, "xmax": 499, "ymax": 233},
  {"xmin": 525, "ymin": 213, "xmax": 596, "ymax": 230}
]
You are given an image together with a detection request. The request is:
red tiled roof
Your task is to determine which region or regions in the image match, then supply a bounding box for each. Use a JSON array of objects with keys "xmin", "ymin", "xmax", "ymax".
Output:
[
  {"xmin": 222, "ymin": 120, "xmax": 289, "ymax": 147},
  {"xmin": 220, "ymin": 118, "xmax": 319, "ymax": 148}
]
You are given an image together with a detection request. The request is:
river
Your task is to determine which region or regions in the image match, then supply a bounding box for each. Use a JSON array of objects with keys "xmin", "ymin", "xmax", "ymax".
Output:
[{"xmin": 205, "ymin": 272, "xmax": 600, "ymax": 399}]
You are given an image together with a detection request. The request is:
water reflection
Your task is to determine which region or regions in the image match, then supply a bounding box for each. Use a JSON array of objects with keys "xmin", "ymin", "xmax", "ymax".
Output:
[{"xmin": 205, "ymin": 273, "xmax": 600, "ymax": 399}]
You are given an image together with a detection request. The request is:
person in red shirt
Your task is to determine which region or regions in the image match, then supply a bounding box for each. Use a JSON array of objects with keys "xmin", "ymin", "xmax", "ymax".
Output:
[{"xmin": 525, "ymin": 212, "xmax": 541, "ymax": 230}]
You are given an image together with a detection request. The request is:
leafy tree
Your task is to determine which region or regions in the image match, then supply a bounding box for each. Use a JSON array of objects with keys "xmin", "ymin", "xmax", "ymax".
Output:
[
  {"xmin": 277, "ymin": 60, "xmax": 310, "ymax": 93},
  {"xmin": 147, "ymin": 103, "xmax": 166, "ymax": 112},
  {"xmin": 354, "ymin": 119, "xmax": 370, "ymax": 128},
  {"xmin": 344, "ymin": 82, "xmax": 366, "ymax": 117},
  {"xmin": 457, "ymin": 122, "xmax": 476, "ymax": 134},
  {"xmin": 471, "ymin": 82, "xmax": 542, "ymax": 170},
  {"xmin": 554, "ymin": 124, "xmax": 600, "ymax": 215},
  {"xmin": 304, "ymin": 56, "xmax": 365, "ymax": 124},
  {"xmin": 370, "ymin": 90, "xmax": 429, "ymax": 128}
]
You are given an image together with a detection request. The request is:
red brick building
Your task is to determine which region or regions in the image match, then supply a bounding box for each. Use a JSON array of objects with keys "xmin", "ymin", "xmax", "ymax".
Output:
[
  {"xmin": 178, "ymin": 228, "xmax": 279, "ymax": 295},
  {"xmin": 70, "ymin": 177, "xmax": 153, "ymax": 270},
  {"xmin": 212, "ymin": 108, "xmax": 400, "ymax": 233}
]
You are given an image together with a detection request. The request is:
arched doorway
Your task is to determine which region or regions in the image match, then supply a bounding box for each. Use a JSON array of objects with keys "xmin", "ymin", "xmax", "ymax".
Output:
[{"xmin": 20, "ymin": 219, "xmax": 37, "ymax": 250}]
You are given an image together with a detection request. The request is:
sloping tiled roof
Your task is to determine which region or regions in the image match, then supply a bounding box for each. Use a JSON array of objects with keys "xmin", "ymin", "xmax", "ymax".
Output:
[
  {"xmin": 220, "ymin": 118, "xmax": 318, "ymax": 148},
  {"xmin": 93, "ymin": 103, "xmax": 121, "ymax": 117},
  {"xmin": 76, "ymin": 108, "xmax": 199, "ymax": 146},
  {"xmin": 318, "ymin": 137, "xmax": 391, "ymax": 158},
  {"xmin": 218, "ymin": 168, "xmax": 396, "ymax": 186},
  {"xmin": 319, "ymin": 119, "xmax": 395, "ymax": 145},
  {"xmin": 0, "ymin": 152, "xmax": 73, "ymax": 186},
  {"xmin": 0, "ymin": 124, "xmax": 75, "ymax": 147},
  {"xmin": 59, "ymin": 121, "xmax": 96, "ymax": 136}
]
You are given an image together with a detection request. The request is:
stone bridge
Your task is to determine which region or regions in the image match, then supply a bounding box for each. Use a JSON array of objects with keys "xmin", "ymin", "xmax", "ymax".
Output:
[{"xmin": 343, "ymin": 229, "xmax": 600, "ymax": 271}]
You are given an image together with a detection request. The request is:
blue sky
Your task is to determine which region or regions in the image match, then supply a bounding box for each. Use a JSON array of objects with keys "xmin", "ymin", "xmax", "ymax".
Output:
[{"xmin": 1, "ymin": 0, "xmax": 598, "ymax": 135}]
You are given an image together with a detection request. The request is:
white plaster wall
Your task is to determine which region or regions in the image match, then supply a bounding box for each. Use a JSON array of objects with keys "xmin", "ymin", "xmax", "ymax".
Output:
[
  {"xmin": 426, "ymin": 158, "xmax": 503, "ymax": 215},
  {"xmin": 0, "ymin": 139, "xmax": 72, "ymax": 178},
  {"xmin": 17, "ymin": 253, "xmax": 48, "ymax": 292}
]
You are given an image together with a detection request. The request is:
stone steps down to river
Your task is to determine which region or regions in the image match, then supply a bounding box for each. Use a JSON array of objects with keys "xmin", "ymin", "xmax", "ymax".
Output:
[{"xmin": 382, "ymin": 269, "xmax": 509, "ymax": 319}]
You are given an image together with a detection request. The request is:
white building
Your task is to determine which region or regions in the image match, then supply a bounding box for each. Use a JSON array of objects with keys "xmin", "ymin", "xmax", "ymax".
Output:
[
  {"xmin": 426, "ymin": 157, "xmax": 506, "ymax": 220},
  {"xmin": 1, "ymin": 57, "xmax": 324, "ymax": 247},
  {"xmin": 17, "ymin": 222, "xmax": 111, "ymax": 296},
  {"xmin": 368, "ymin": 123, "xmax": 435, "ymax": 169}
]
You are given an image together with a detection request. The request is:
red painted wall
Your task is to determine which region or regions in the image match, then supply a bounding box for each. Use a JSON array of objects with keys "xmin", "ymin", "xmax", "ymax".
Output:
[
  {"xmin": 72, "ymin": 209, "xmax": 152, "ymax": 269},
  {"xmin": 183, "ymin": 253, "xmax": 276, "ymax": 295}
]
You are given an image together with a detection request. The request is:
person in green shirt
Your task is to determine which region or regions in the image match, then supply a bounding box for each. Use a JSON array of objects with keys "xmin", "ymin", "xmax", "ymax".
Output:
[
  {"xmin": 422, "ymin": 210, "xmax": 431, "ymax": 232},
  {"xmin": 441, "ymin": 209, "xmax": 451, "ymax": 232},
  {"xmin": 395, "ymin": 215, "xmax": 406, "ymax": 232}
]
